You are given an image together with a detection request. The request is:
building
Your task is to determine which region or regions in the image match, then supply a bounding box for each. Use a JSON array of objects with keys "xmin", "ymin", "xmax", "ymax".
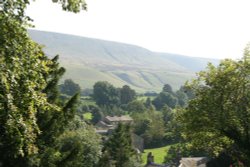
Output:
[
  {"xmin": 95, "ymin": 115, "xmax": 133, "ymax": 132},
  {"xmin": 103, "ymin": 115, "xmax": 133, "ymax": 125},
  {"xmin": 179, "ymin": 157, "xmax": 208, "ymax": 167},
  {"xmin": 95, "ymin": 115, "xmax": 144, "ymax": 152}
]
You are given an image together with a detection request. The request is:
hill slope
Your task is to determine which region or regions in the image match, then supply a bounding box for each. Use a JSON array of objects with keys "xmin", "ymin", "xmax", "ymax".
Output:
[{"xmin": 29, "ymin": 30, "xmax": 219, "ymax": 92}]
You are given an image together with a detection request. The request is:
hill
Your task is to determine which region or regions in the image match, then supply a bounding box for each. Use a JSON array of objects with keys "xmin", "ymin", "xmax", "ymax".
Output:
[{"xmin": 28, "ymin": 29, "xmax": 219, "ymax": 92}]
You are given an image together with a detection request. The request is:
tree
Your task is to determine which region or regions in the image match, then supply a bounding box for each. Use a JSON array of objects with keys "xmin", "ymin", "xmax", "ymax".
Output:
[
  {"xmin": 90, "ymin": 107, "xmax": 102, "ymax": 124},
  {"xmin": 43, "ymin": 55, "xmax": 66, "ymax": 103},
  {"xmin": 0, "ymin": 0, "xmax": 86, "ymax": 166},
  {"xmin": 60, "ymin": 79, "xmax": 81, "ymax": 96},
  {"xmin": 180, "ymin": 47, "xmax": 250, "ymax": 165},
  {"xmin": 99, "ymin": 123, "xmax": 139, "ymax": 167},
  {"xmin": 92, "ymin": 81, "xmax": 120, "ymax": 106},
  {"xmin": 0, "ymin": 0, "xmax": 87, "ymax": 18},
  {"xmin": 162, "ymin": 107, "xmax": 184, "ymax": 144},
  {"xmin": 101, "ymin": 105, "xmax": 125, "ymax": 116},
  {"xmin": 152, "ymin": 84, "xmax": 178, "ymax": 110},
  {"xmin": 41, "ymin": 116, "xmax": 101, "ymax": 167},
  {"xmin": 152, "ymin": 92, "xmax": 178, "ymax": 110},
  {"xmin": 0, "ymin": 10, "xmax": 58, "ymax": 167},
  {"xmin": 143, "ymin": 107, "xmax": 165, "ymax": 147},
  {"xmin": 179, "ymin": 85, "xmax": 195, "ymax": 100},
  {"xmin": 162, "ymin": 84, "xmax": 173, "ymax": 94},
  {"xmin": 127, "ymin": 100, "xmax": 146, "ymax": 113},
  {"xmin": 144, "ymin": 97, "xmax": 152, "ymax": 108},
  {"xmin": 164, "ymin": 143, "xmax": 205, "ymax": 166},
  {"xmin": 82, "ymin": 105, "xmax": 103, "ymax": 124},
  {"xmin": 161, "ymin": 105, "xmax": 173, "ymax": 124},
  {"xmin": 132, "ymin": 112, "xmax": 150, "ymax": 136},
  {"xmin": 120, "ymin": 85, "xmax": 136, "ymax": 105},
  {"xmin": 131, "ymin": 105, "xmax": 166, "ymax": 148},
  {"xmin": 175, "ymin": 89, "xmax": 188, "ymax": 107}
]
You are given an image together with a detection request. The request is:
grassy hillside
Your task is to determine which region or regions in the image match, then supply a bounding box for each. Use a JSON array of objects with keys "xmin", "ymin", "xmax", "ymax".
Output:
[
  {"xmin": 157, "ymin": 53, "xmax": 220, "ymax": 72},
  {"xmin": 29, "ymin": 29, "xmax": 219, "ymax": 92}
]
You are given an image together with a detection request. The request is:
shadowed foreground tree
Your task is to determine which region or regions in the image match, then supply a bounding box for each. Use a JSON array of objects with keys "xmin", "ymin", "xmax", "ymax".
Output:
[
  {"xmin": 180, "ymin": 46, "xmax": 250, "ymax": 165},
  {"xmin": 0, "ymin": 16, "xmax": 53, "ymax": 166},
  {"xmin": 0, "ymin": 0, "xmax": 87, "ymax": 166}
]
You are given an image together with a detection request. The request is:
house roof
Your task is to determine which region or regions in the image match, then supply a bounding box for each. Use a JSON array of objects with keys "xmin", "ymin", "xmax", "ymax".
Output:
[
  {"xmin": 145, "ymin": 163, "xmax": 168, "ymax": 167},
  {"xmin": 96, "ymin": 121, "xmax": 113, "ymax": 128},
  {"xmin": 95, "ymin": 129, "xmax": 108, "ymax": 134},
  {"xmin": 105, "ymin": 115, "xmax": 133, "ymax": 122},
  {"xmin": 180, "ymin": 157, "xmax": 208, "ymax": 167}
]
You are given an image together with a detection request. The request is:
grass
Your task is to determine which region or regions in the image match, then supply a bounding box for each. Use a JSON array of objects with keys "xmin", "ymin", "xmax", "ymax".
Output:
[
  {"xmin": 61, "ymin": 63, "xmax": 194, "ymax": 93},
  {"xmin": 80, "ymin": 97, "xmax": 96, "ymax": 106},
  {"xmin": 62, "ymin": 64, "xmax": 129, "ymax": 90},
  {"xmin": 137, "ymin": 95, "xmax": 156, "ymax": 102},
  {"xmin": 31, "ymin": 29, "xmax": 207, "ymax": 93},
  {"xmin": 83, "ymin": 112, "xmax": 92, "ymax": 120},
  {"xmin": 141, "ymin": 145, "xmax": 170, "ymax": 165}
]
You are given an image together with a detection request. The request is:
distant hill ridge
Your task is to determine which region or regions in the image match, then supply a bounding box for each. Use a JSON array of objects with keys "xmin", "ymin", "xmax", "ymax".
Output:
[{"xmin": 28, "ymin": 29, "xmax": 219, "ymax": 92}]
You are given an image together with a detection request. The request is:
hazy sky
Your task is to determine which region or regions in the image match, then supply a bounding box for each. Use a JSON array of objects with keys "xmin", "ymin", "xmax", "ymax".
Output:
[{"xmin": 26, "ymin": 0, "xmax": 250, "ymax": 59}]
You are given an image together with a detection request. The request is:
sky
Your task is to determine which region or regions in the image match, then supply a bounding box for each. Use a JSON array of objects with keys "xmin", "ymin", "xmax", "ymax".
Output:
[{"xmin": 26, "ymin": 0, "xmax": 250, "ymax": 59}]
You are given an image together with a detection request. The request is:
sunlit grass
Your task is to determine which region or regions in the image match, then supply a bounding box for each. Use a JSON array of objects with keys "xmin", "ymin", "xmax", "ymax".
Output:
[
  {"xmin": 141, "ymin": 145, "xmax": 170, "ymax": 164},
  {"xmin": 83, "ymin": 112, "xmax": 92, "ymax": 120}
]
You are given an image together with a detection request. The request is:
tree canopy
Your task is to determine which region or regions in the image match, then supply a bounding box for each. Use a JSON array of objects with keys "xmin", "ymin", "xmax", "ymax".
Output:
[
  {"xmin": 92, "ymin": 82, "xmax": 137, "ymax": 108},
  {"xmin": 180, "ymin": 47, "xmax": 250, "ymax": 165},
  {"xmin": 0, "ymin": 0, "xmax": 88, "ymax": 166},
  {"xmin": 0, "ymin": 0, "xmax": 86, "ymax": 19},
  {"xmin": 60, "ymin": 79, "xmax": 81, "ymax": 96},
  {"xmin": 152, "ymin": 92, "xmax": 178, "ymax": 110},
  {"xmin": 99, "ymin": 123, "xmax": 140, "ymax": 167},
  {"xmin": 92, "ymin": 81, "xmax": 120, "ymax": 106},
  {"xmin": 120, "ymin": 85, "xmax": 136, "ymax": 105},
  {"xmin": 0, "ymin": 11, "xmax": 57, "ymax": 165}
]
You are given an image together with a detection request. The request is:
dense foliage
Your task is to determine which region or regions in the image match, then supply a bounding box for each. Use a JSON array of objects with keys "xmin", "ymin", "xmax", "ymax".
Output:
[
  {"xmin": 93, "ymin": 81, "xmax": 120, "ymax": 106},
  {"xmin": 180, "ymin": 49, "xmax": 250, "ymax": 165},
  {"xmin": 0, "ymin": 13, "xmax": 55, "ymax": 165},
  {"xmin": 152, "ymin": 84, "xmax": 190, "ymax": 110},
  {"xmin": 60, "ymin": 79, "xmax": 81, "ymax": 96},
  {"xmin": 120, "ymin": 85, "xmax": 136, "ymax": 105},
  {"xmin": 0, "ymin": 1, "xmax": 103, "ymax": 167},
  {"xmin": 3, "ymin": 0, "xmax": 250, "ymax": 166},
  {"xmin": 92, "ymin": 81, "xmax": 139, "ymax": 115},
  {"xmin": 99, "ymin": 123, "xmax": 141, "ymax": 167},
  {"xmin": 41, "ymin": 117, "xmax": 101, "ymax": 167}
]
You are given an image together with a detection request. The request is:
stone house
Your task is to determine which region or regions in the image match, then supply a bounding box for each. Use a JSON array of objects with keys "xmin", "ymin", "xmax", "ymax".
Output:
[
  {"xmin": 104, "ymin": 115, "xmax": 133, "ymax": 125},
  {"xmin": 179, "ymin": 157, "xmax": 208, "ymax": 167},
  {"xmin": 95, "ymin": 115, "xmax": 133, "ymax": 131},
  {"xmin": 95, "ymin": 115, "xmax": 144, "ymax": 152}
]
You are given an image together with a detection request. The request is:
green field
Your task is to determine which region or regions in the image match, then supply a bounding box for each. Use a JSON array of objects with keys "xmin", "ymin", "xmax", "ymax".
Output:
[
  {"xmin": 80, "ymin": 97, "xmax": 96, "ymax": 106},
  {"xmin": 137, "ymin": 96, "xmax": 156, "ymax": 102},
  {"xmin": 62, "ymin": 64, "xmax": 194, "ymax": 92},
  {"xmin": 83, "ymin": 112, "xmax": 92, "ymax": 120},
  {"xmin": 141, "ymin": 145, "xmax": 170, "ymax": 164}
]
